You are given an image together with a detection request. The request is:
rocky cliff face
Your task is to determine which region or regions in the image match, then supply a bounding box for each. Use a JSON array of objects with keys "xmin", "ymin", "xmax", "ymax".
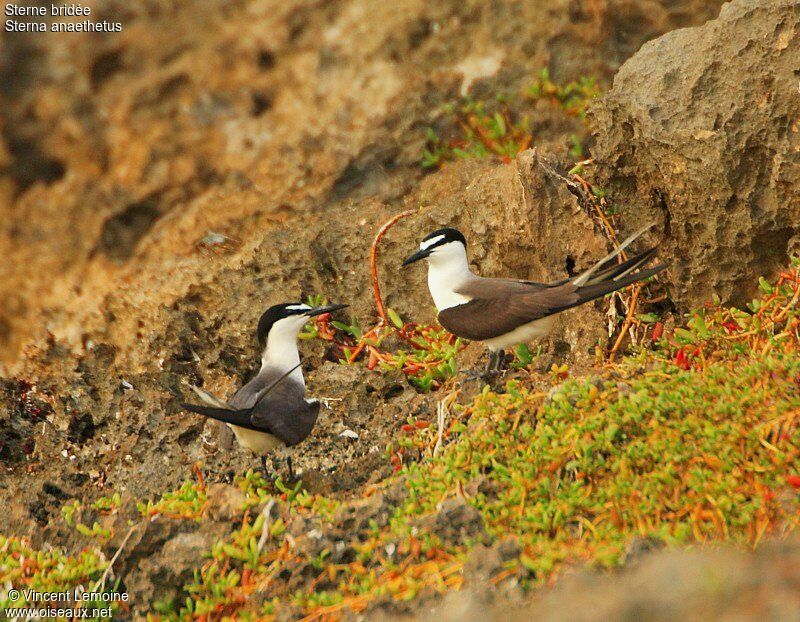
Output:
[
  {"xmin": 0, "ymin": 0, "xmax": 727, "ymax": 520},
  {"xmin": 1, "ymin": 0, "xmax": 725, "ymax": 366},
  {"xmin": 5, "ymin": 0, "xmax": 800, "ymax": 619},
  {"xmin": 590, "ymin": 0, "xmax": 800, "ymax": 307}
]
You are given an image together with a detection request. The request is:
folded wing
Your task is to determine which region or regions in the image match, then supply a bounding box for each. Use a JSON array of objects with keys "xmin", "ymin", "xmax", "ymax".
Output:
[
  {"xmin": 438, "ymin": 247, "xmax": 666, "ymax": 340},
  {"xmin": 182, "ymin": 363, "xmax": 318, "ymax": 446}
]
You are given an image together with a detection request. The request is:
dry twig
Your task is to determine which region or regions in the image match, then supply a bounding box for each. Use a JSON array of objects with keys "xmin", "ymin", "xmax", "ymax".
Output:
[
  {"xmin": 91, "ymin": 525, "xmax": 136, "ymax": 594},
  {"xmin": 257, "ymin": 498, "xmax": 277, "ymax": 554}
]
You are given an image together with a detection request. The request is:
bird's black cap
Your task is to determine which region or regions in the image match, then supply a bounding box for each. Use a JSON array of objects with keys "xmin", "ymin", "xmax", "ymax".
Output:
[
  {"xmin": 257, "ymin": 302, "xmax": 348, "ymax": 345},
  {"xmin": 402, "ymin": 227, "xmax": 466, "ymax": 266}
]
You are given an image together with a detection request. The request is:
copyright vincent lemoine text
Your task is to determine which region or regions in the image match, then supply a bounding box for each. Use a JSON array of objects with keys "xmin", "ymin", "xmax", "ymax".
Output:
[{"xmin": 3, "ymin": 587, "xmax": 128, "ymax": 619}]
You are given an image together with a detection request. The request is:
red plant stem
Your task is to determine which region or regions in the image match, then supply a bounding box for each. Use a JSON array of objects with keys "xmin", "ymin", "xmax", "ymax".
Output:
[
  {"xmin": 346, "ymin": 325, "xmax": 383, "ymax": 364},
  {"xmin": 370, "ymin": 209, "xmax": 417, "ymax": 324},
  {"xmin": 608, "ymin": 284, "xmax": 642, "ymax": 363}
]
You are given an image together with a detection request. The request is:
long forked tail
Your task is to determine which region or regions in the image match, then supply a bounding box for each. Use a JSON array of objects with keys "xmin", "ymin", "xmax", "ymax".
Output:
[
  {"xmin": 581, "ymin": 246, "xmax": 659, "ymax": 286},
  {"xmin": 181, "ymin": 402, "xmax": 257, "ymax": 429},
  {"xmin": 572, "ymin": 261, "xmax": 667, "ymax": 308},
  {"xmin": 573, "ymin": 223, "xmax": 656, "ymax": 287}
]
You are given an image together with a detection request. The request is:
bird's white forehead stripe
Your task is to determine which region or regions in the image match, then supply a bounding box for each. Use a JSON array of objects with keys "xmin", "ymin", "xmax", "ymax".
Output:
[
  {"xmin": 286, "ymin": 304, "xmax": 312, "ymax": 311},
  {"xmin": 420, "ymin": 234, "xmax": 446, "ymax": 251}
]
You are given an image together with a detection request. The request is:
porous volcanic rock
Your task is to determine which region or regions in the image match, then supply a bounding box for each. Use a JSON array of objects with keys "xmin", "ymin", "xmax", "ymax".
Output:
[
  {"xmin": 590, "ymin": 0, "xmax": 800, "ymax": 308},
  {"xmin": 0, "ymin": 0, "xmax": 725, "ymax": 365}
]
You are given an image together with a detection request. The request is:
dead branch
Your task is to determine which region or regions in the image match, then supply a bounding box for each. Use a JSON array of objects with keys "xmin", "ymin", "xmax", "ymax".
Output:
[{"xmin": 257, "ymin": 498, "xmax": 277, "ymax": 554}]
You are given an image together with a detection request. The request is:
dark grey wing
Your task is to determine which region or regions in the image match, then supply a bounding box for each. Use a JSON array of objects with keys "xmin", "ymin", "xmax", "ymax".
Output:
[
  {"xmin": 249, "ymin": 378, "xmax": 320, "ymax": 447},
  {"xmin": 439, "ymin": 283, "xmax": 580, "ymax": 340},
  {"xmin": 227, "ymin": 367, "xmax": 278, "ymax": 409},
  {"xmin": 458, "ymin": 277, "xmax": 551, "ymax": 297},
  {"xmin": 441, "ymin": 261, "xmax": 667, "ymax": 340}
]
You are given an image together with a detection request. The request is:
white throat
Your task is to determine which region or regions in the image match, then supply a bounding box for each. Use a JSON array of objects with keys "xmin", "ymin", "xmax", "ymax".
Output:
[
  {"xmin": 425, "ymin": 243, "xmax": 473, "ymax": 310},
  {"xmin": 260, "ymin": 316, "xmax": 306, "ymax": 385}
]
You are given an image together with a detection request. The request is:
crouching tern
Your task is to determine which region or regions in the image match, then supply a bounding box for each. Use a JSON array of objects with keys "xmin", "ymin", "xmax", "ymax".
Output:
[
  {"xmin": 181, "ymin": 301, "xmax": 348, "ymax": 478},
  {"xmin": 402, "ymin": 225, "xmax": 666, "ymax": 375}
]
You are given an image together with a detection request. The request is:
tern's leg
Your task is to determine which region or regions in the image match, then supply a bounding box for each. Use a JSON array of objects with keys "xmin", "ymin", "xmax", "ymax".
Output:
[
  {"xmin": 485, "ymin": 349, "xmax": 505, "ymax": 375},
  {"xmin": 483, "ymin": 353, "xmax": 495, "ymax": 377},
  {"xmin": 461, "ymin": 350, "xmax": 505, "ymax": 383},
  {"xmin": 260, "ymin": 456, "xmax": 270, "ymax": 478},
  {"xmin": 286, "ymin": 456, "xmax": 295, "ymax": 482}
]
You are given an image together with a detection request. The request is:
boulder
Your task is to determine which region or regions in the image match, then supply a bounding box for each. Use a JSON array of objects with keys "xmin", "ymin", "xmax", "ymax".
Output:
[{"xmin": 590, "ymin": 0, "xmax": 800, "ymax": 307}]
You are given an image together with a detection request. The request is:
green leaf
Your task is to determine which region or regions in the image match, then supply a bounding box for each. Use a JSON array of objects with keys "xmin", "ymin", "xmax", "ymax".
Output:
[
  {"xmin": 387, "ymin": 308, "xmax": 404, "ymax": 329},
  {"xmin": 493, "ymin": 112, "xmax": 506, "ymax": 137},
  {"xmin": 76, "ymin": 523, "xmax": 93, "ymax": 537},
  {"xmin": 514, "ymin": 343, "xmax": 534, "ymax": 366}
]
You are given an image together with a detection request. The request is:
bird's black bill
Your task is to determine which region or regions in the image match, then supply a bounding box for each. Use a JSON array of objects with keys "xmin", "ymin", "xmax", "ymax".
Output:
[
  {"xmin": 309, "ymin": 303, "xmax": 348, "ymax": 316},
  {"xmin": 402, "ymin": 249, "xmax": 431, "ymax": 266}
]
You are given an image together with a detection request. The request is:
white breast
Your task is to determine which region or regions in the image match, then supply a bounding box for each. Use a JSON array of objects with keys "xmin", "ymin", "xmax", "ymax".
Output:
[
  {"xmin": 428, "ymin": 269, "xmax": 471, "ymax": 310},
  {"xmin": 426, "ymin": 255, "xmax": 472, "ymax": 310},
  {"xmin": 422, "ymin": 241, "xmax": 474, "ymax": 311}
]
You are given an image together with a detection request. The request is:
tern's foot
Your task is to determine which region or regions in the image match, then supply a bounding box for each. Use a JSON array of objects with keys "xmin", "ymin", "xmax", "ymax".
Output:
[{"xmin": 459, "ymin": 368, "xmax": 501, "ymax": 383}]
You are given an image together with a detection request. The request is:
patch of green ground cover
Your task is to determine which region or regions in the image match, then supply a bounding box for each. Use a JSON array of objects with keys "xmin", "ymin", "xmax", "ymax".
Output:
[
  {"xmin": 527, "ymin": 68, "xmax": 602, "ymax": 118},
  {"xmin": 372, "ymin": 325, "xmax": 463, "ymax": 391},
  {"xmin": 5, "ymin": 268, "xmax": 799, "ymax": 621},
  {"xmin": 168, "ymin": 471, "xmax": 346, "ymax": 619},
  {"xmin": 398, "ymin": 265, "xmax": 800, "ymax": 578},
  {"xmin": 421, "ymin": 70, "xmax": 601, "ymax": 169},
  {"xmin": 402, "ymin": 352, "xmax": 799, "ymax": 575},
  {"xmin": 137, "ymin": 478, "xmax": 207, "ymax": 521},
  {"xmin": 0, "ymin": 478, "xmax": 209, "ymax": 619},
  {"xmin": 0, "ymin": 536, "xmax": 114, "ymax": 619},
  {"xmin": 422, "ymin": 98, "xmax": 532, "ymax": 168}
]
